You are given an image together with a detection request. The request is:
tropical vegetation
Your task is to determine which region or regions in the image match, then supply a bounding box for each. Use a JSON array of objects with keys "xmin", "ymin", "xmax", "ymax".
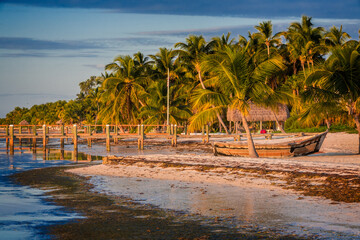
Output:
[{"xmin": 1, "ymin": 16, "xmax": 359, "ymax": 155}]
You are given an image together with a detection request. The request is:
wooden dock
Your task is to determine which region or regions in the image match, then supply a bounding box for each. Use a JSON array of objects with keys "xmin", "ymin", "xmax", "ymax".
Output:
[{"xmin": 0, "ymin": 124, "xmax": 309, "ymax": 155}]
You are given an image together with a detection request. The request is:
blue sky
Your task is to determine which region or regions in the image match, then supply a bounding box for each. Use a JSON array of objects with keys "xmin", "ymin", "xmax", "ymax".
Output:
[{"xmin": 0, "ymin": 1, "xmax": 359, "ymax": 117}]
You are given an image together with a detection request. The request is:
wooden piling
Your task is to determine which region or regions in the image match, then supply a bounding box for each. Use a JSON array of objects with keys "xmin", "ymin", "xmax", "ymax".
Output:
[
  {"xmin": 9, "ymin": 125, "xmax": 14, "ymax": 155},
  {"xmin": 87, "ymin": 125, "xmax": 92, "ymax": 147},
  {"xmin": 106, "ymin": 124, "xmax": 110, "ymax": 152},
  {"xmin": 206, "ymin": 124, "xmax": 209, "ymax": 143},
  {"xmin": 42, "ymin": 125, "xmax": 47, "ymax": 150},
  {"xmin": 114, "ymin": 125, "xmax": 118, "ymax": 144},
  {"xmin": 32, "ymin": 125, "xmax": 37, "ymax": 150},
  {"xmin": 73, "ymin": 124, "xmax": 78, "ymax": 151},
  {"xmin": 60, "ymin": 124, "xmax": 65, "ymax": 149},
  {"xmin": 138, "ymin": 125, "xmax": 144, "ymax": 150},
  {"xmin": 172, "ymin": 124, "xmax": 177, "ymax": 147}
]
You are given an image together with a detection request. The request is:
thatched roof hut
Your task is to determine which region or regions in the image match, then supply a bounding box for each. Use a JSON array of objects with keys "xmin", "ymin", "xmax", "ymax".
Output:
[
  {"xmin": 18, "ymin": 120, "xmax": 29, "ymax": 125},
  {"xmin": 227, "ymin": 103, "xmax": 289, "ymax": 122}
]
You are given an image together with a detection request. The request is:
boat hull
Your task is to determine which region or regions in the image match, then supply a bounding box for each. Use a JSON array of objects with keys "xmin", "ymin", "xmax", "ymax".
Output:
[{"xmin": 213, "ymin": 131, "xmax": 328, "ymax": 158}]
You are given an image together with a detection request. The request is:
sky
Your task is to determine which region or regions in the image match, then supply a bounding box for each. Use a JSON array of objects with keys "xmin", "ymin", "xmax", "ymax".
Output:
[{"xmin": 0, "ymin": 0, "xmax": 359, "ymax": 118}]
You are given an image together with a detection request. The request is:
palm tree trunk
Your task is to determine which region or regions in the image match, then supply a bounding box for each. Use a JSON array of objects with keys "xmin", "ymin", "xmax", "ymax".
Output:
[
  {"xmin": 197, "ymin": 68, "xmax": 230, "ymax": 134},
  {"xmin": 272, "ymin": 111, "xmax": 286, "ymax": 133},
  {"xmin": 354, "ymin": 114, "xmax": 360, "ymax": 154},
  {"xmin": 167, "ymin": 68, "xmax": 170, "ymax": 126},
  {"xmin": 325, "ymin": 119, "xmax": 331, "ymax": 129},
  {"xmin": 240, "ymin": 113, "xmax": 258, "ymax": 158}
]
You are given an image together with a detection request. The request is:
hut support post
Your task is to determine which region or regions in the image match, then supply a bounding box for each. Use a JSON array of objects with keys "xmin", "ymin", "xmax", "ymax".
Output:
[
  {"xmin": 9, "ymin": 125, "xmax": 14, "ymax": 155},
  {"xmin": 260, "ymin": 121, "xmax": 263, "ymax": 131},
  {"xmin": 73, "ymin": 124, "xmax": 78, "ymax": 151},
  {"xmin": 106, "ymin": 125, "xmax": 111, "ymax": 152}
]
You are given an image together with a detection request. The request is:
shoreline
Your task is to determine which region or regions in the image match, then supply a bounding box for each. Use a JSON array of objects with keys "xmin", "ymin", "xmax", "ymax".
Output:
[
  {"xmin": 8, "ymin": 132, "xmax": 360, "ymax": 239},
  {"xmin": 10, "ymin": 166, "xmax": 305, "ymax": 239}
]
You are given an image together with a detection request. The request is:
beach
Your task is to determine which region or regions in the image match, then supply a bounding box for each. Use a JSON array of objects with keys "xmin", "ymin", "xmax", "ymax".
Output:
[{"xmin": 64, "ymin": 132, "xmax": 360, "ymax": 239}]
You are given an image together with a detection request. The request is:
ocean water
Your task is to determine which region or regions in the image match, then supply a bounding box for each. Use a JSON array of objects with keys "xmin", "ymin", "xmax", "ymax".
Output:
[{"xmin": 0, "ymin": 143, "xmax": 84, "ymax": 240}]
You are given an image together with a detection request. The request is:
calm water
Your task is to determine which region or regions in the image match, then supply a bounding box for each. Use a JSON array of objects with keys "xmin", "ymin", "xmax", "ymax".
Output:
[{"xmin": 0, "ymin": 142, "xmax": 93, "ymax": 240}]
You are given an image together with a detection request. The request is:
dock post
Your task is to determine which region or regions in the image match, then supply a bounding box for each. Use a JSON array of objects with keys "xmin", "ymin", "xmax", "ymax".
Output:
[
  {"xmin": 60, "ymin": 124, "xmax": 65, "ymax": 149},
  {"xmin": 5, "ymin": 125, "xmax": 9, "ymax": 151},
  {"xmin": 42, "ymin": 124, "xmax": 47, "ymax": 150},
  {"xmin": 9, "ymin": 125, "xmax": 14, "ymax": 155},
  {"xmin": 87, "ymin": 126, "xmax": 92, "ymax": 148},
  {"xmin": 172, "ymin": 124, "xmax": 177, "ymax": 147},
  {"xmin": 206, "ymin": 124, "xmax": 209, "ymax": 143},
  {"xmin": 106, "ymin": 124, "xmax": 110, "ymax": 152},
  {"xmin": 138, "ymin": 125, "xmax": 144, "ymax": 150},
  {"xmin": 32, "ymin": 125, "xmax": 37, "ymax": 151},
  {"xmin": 114, "ymin": 125, "xmax": 118, "ymax": 144},
  {"xmin": 73, "ymin": 124, "xmax": 78, "ymax": 151}
]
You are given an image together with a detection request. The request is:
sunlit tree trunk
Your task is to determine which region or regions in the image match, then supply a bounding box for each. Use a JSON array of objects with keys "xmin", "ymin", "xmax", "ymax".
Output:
[
  {"xmin": 354, "ymin": 114, "xmax": 360, "ymax": 154},
  {"xmin": 240, "ymin": 112, "xmax": 258, "ymax": 158}
]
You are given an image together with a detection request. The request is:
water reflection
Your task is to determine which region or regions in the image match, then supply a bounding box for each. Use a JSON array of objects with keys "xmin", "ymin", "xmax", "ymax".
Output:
[{"xmin": 0, "ymin": 142, "xmax": 101, "ymax": 239}]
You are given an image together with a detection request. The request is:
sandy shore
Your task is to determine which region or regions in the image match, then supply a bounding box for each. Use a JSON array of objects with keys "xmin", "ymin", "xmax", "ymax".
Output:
[
  {"xmin": 68, "ymin": 132, "xmax": 360, "ymax": 194},
  {"xmin": 66, "ymin": 132, "xmax": 360, "ymax": 238}
]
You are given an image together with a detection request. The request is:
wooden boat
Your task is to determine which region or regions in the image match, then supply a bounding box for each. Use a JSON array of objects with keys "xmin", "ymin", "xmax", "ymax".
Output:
[{"xmin": 212, "ymin": 131, "xmax": 328, "ymax": 158}]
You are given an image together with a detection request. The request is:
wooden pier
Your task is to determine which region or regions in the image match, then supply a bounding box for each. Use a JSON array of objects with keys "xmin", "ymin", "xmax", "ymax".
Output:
[{"xmin": 0, "ymin": 124, "xmax": 309, "ymax": 156}]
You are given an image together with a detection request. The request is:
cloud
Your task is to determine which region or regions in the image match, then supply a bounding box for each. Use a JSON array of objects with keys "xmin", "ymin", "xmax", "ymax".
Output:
[
  {"xmin": 1, "ymin": 0, "xmax": 360, "ymax": 19},
  {"xmin": 0, "ymin": 37, "xmax": 101, "ymax": 50},
  {"xmin": 83, "ymin": 64, "xmax": 105, "ymax": 70}
]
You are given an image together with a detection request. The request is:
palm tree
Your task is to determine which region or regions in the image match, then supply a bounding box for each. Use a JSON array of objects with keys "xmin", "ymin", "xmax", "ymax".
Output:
[
  {"xmin": 99, "ymin": 55, "xmax": 146, "ymax": 124},
  {"xmin": 254, "ymin": 21, "xmax": 282, "ymax": 57},
  {"xmin": 305, "ymin": 44, "xmax": 360, "ymax": 153},
  {"xmin": 191, "ymin": 46, "xmax": 285, "ymax": 157},
  {"xmin": 139, "ymin": 80, "xmax": 191, "ymax": 125},
  {"xmin": 174, "ymin": 35, "xmax": 230, "ymax": 133},
  {"xmin": 324, "ymin": 25, "xmax": 351, "ymax": 47},
  {"xmin": 149, "ymin": 48, "xmax": 178, "ymax": 128},
  {"xmin": 285, "ymin": 16, "xmax": 325, "ymax": 77}
]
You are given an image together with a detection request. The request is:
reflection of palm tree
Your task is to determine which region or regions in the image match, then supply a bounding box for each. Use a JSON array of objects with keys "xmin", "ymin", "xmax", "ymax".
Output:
[{"xmin": 192, "ymin": 46, "xmax": 285, "ymax": 157}]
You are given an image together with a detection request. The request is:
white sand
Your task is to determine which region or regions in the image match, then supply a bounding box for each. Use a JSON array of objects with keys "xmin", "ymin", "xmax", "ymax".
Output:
[{"xmin": 68, "ymin": 132, "xmax": 360, "ymax": 189}]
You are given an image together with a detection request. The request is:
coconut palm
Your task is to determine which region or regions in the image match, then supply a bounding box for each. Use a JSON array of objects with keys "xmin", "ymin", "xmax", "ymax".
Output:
[
  {"xmin": 99, "ymin": 55, "xmax": 146, "ymax": 124},
  {"xmin": 305, "ymin": 44, "xmax": 360, "ymax": 153},
  {"xmin": 324, "ymin": 25, "xmax": 351, "ymax": 47},
  {"xmin": 191, "ymin": 46, "xmax": 285, "ymax": 157},
  {"xmin": 174, "ymin": 35, "xmax": 230, "ymax": 133},
  {"xmin": 149, "ymin": 48, "xmax": 178, "ymax": 127},
  {"xmin": 139, "ymin": 80, "xmax": 191, "ymax": 125},
  {"xmin": 254, "ymin": 21, "xmax": 282, "ymax": 57},
  {"xmin": 284, "ymin": 16, "xmax": 325, "ymax": 77}
]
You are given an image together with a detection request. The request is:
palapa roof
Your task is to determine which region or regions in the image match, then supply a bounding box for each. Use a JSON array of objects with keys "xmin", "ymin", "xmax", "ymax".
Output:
[
  {"xmin": 18, "ymin": 120, "xmax": 29, "ymax": 125},
  {"xmin": 227, "ymin": 103, "xmax": 289, "ymax": 122}
]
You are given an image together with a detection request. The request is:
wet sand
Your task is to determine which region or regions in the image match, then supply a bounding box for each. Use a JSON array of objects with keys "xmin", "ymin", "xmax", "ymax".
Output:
[{"xmin": 66, "ymin": 132, "xmax": 360, "ymax": 239}]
